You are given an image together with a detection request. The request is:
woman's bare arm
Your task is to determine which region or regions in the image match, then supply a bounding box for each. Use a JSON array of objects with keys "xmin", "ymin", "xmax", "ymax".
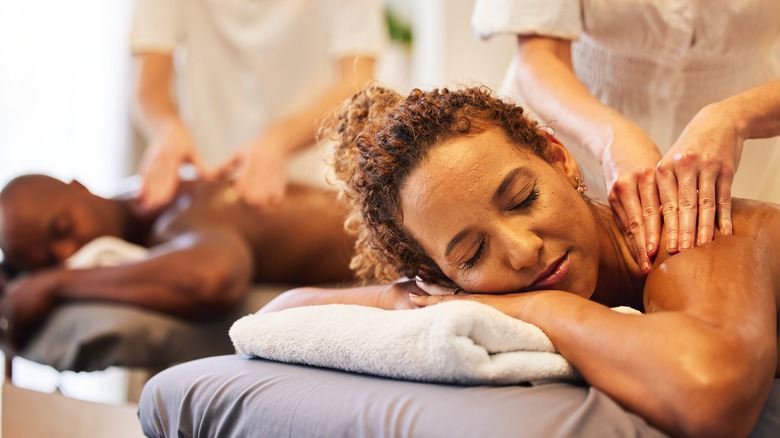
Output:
[
  {"xmin": 260, "ymin": 280, "xmax": 420, "ymax": 314},
  {"xmin": 556, "ymin": 236, "xmax": 775, "ymax": 437}
]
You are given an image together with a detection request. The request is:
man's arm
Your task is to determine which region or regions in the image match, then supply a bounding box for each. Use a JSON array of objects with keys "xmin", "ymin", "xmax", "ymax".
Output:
[{"xmin": 6, "ymin": 227, "xmax": 254, "ymax": 328}]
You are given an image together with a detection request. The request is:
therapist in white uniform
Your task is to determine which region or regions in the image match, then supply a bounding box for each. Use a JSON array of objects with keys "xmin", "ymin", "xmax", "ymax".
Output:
[
  {"xmin": 131, "ymin": 0, "xmax": 386, "ymax": 209},
  {"xmin": 472, "ymin": 0, "xmax": 780, "ymax": 272}
]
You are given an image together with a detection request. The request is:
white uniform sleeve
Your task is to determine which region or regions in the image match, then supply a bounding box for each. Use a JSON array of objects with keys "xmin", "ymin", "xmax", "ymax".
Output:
[
  {"xmin": 129, "ymin": 0, "xmax": 183, "ymax": 53},
  {"xmin": 329, "ymin": 0, "xmax": 387, "ymax": 58},
  {"xmin": 471, "ymin": 0, "xmax": 582, "ymax": 41}
]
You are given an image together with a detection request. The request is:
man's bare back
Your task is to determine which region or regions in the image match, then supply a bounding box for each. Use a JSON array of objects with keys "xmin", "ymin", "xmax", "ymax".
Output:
[
  {"xmin": 151, "ymin": 180, "xmax": 355, "ymax": 284},
  {"xmin": 0, "ymin": 175, "xmax": 356, "ymax": 344}
]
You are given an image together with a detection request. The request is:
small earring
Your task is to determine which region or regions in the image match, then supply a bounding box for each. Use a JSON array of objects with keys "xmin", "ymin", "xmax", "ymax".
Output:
[{"xmin": 575, "ymin": 176, "xmax": 588, "ymax": 194}]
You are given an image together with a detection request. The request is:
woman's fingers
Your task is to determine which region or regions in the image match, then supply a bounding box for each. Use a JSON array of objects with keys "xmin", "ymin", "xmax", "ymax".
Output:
[
  {"xmin": 408, "ymin": 293, "xmax": 452, "ymax": 307},
  {"xmin": 414, "ymin": 279, "xmax": 459, "ymax": 296}
]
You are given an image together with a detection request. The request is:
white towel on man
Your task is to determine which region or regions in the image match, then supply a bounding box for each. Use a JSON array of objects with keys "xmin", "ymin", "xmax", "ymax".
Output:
[
  {"xmin": 230, "ymin": 301, "xmax": 640, "ymax": 385},
  {"xmin": 66, "ymin": 236, "xmax": 148, "ymax": 269}
]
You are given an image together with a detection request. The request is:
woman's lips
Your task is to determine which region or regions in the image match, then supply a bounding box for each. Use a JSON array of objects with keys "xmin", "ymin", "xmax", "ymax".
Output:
[{"xmin": 530, "ymin": 253, "xmax": 570, "ymax": 290}]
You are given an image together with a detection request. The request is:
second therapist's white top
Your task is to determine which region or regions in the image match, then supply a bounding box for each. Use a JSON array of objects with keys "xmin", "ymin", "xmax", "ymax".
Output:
[
  {"xmin": 130, "ymin": 0, "xmax": 386, "ymax": 166},
  {"xmin": 473, "ymin": 0, "xmax": 780, "ymax": 201}
]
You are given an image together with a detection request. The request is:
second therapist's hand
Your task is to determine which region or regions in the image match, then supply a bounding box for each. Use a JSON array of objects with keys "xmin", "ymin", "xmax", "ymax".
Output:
[
  {"xmin": 656, "ymin": 103, "xmax": 742, "ymax": 253},
  {"xmin": 216, "ymin": 135, "xmax": 290, "ymax": 209},
  {"xmin": 602, "ymin": 128, "xmax": 663, "ymax": 273},
  {"xmin": 138, "ymin": 120, "xmax": 209, "ymax": 209}
]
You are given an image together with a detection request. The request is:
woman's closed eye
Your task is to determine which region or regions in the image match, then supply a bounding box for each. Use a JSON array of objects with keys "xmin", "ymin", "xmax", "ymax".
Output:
[
  {"xmin": 459, "ymin": 237, "xmax": 485, "ymax": 270},
  {"xmin": 508, "ymin": 186, "xmax": 539, "ymax": 212},
  {"xmin": 457, "ymin": 187, "xmax": 539, "ymax": 271}
]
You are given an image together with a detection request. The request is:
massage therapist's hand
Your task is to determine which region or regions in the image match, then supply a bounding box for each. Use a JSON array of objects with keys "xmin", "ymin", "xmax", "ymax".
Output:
[
  {"xmin": 138, "ymin": 119, "xmax": 209, "ymax": 209},
  {"xmin": 656, "ymin": 103, "xmax": 741, "ymax": 253},
  {"xmin": 602, "ymin": 126, "xmax": 663, "ymax": 273},
  {"xmin": 215, "ymin": 132, "xmax": 289, "ymax": 209}
]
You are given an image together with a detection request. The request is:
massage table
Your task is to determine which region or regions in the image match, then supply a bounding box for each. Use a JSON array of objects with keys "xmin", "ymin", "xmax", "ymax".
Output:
[{"xmin": 138, "ymin": 302, "xmax": 780, "ymax": 437}]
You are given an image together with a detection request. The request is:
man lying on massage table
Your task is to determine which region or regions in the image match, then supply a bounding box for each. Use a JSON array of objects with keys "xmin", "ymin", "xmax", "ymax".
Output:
[{"xmin": 0, "ymin": 174, "xmax": 356, "ymax": 351}]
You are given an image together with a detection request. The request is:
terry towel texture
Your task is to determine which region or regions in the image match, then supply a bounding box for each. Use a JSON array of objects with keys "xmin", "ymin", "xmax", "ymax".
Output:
[
  {"xmin": 66, "ymin": 236, "xmax": 148, "ymax": 269},
  {"xmin": 230, "ymin": 301, "xmax": 641, "ymax": 385}
]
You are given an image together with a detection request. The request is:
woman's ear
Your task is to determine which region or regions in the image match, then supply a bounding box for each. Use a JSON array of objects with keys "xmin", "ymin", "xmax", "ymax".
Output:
[{"xmin": 541, "ymin": 131, "xmax": 581, "ymax": 182}]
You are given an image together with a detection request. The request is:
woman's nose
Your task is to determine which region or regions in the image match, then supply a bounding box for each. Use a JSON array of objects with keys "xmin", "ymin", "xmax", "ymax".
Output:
[{"xmin": 500, "ymin": 227, "xmax": 542, "ymax": 271}]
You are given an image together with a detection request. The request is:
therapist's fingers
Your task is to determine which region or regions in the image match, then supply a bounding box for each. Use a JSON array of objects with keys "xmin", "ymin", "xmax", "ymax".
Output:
[
  {"xmin": 655, "ymin": 164, "xmax": 680, "ymax": 254},
  {"xmin": 609, "ymin": 180, "xmax": 650, "ymax": 271},
  {"xmin": 188, "ymin": 152, "xmax": 212, "ymax": 180},
  {"xmin": 715, "ymin": 172, "xmax": 734, "ymax": 236},
  {"xmin": 695, "ymin": 168, "xmax": 718, "ymax": 245},
  {"xmin": 139, "ymin": 158, "xmax": 180, "ymax": 209},
  {"xmin": 212, "ymin": 154, "xmax": 241, "ymax": 181},
  {"xmin": 675, "ymin": 165, "xmax": 698, "ymax": 251},
  {"xmin": 638, "ymin": 171, "xmax": 662, "ymax": 259},
  {"xmin": 608, "ymin": 194, "xmax": 638, "ymax": 262}
]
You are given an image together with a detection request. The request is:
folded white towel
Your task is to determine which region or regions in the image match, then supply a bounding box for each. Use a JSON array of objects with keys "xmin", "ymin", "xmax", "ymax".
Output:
[
  {"xmin": 230, "ymin": 301, "xmax": 640, "ymax": 385},
  {"xmin": 66, "ymin": 236, "xmax": 148, "ymax": 269}
]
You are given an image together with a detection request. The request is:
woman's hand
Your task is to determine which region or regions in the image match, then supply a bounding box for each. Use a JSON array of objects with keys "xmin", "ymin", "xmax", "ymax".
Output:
[
  {"xmin": 376, "ymin": 280, "xmax": 430, "ymax": 310},
  {"xmin": 408, "ymin": 290, "xmax": 538, "ymax": 321},
  {"xmin": 602, "ymin": 126, "xmax": 663, "ymax": 273},
  {"xmin": 138, "ymin": 119, "xmax": 209, "ymax": 209},
  {"xmin": 656, "ymin": 103, "xmax": 742, "ymax": 252}
]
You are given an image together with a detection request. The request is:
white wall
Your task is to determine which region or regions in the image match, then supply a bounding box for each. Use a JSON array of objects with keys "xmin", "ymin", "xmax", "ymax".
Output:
[
  {"xmin": 0, "ymin": 0, "xmax": 135, "ymax": 196},
  {"xmin": 410, "ymin": 0, "xmax": 515, "ymax": 91}
]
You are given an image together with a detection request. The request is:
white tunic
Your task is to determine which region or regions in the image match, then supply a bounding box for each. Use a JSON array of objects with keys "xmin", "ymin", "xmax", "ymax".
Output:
[
  {"xmin": 130, "ymin": 0, "xmax": 385, "ymax": 167},
  {"xmin": 473, "ymin": 0, "xmax": 780, "ymax": 202}
]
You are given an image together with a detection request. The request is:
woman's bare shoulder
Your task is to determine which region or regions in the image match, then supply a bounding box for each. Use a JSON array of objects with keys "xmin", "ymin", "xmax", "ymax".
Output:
[
  {"xmin": 643, "ymin": 198, "xmax": 780, "ymax": 314},
  {"xmin": 731, "ymin": 198, "xmax": 780, "ymax": 239}
]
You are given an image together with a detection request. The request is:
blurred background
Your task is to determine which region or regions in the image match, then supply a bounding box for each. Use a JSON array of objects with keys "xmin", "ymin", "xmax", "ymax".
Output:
[
  {"xmin": 0, "ymin": 0, "xmax": 516, "ymax": 402},
  {"xmin": 0, "ymin": 0, "xmax": 516, "ymax": 197}
]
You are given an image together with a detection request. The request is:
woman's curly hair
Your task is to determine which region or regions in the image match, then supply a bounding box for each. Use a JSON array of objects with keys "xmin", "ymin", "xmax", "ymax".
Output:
[{"xmin": 322, "ymin": 85, "xmax": 550, "ymax": 283}]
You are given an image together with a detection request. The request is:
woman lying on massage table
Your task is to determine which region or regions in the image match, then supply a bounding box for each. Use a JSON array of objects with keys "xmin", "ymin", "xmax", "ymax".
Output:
[{"xmin": 261, "ymin": 85, "xmax": 780, "ymax": 438}]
